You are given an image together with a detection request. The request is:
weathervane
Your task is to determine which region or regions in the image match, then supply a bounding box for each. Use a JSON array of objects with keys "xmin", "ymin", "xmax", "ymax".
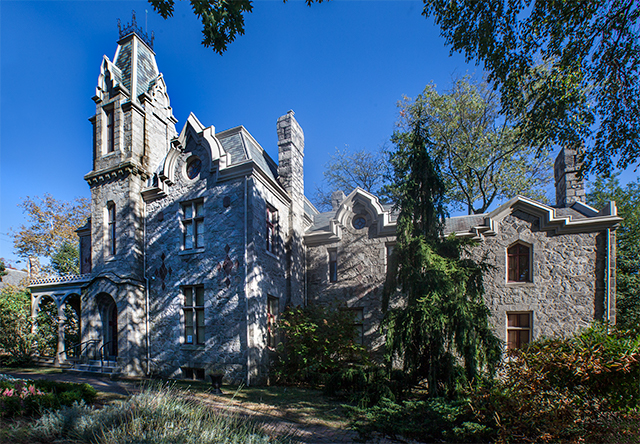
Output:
[{"xmin": 117, "ymin": 10, "xmax": 155, "ymax": 49}]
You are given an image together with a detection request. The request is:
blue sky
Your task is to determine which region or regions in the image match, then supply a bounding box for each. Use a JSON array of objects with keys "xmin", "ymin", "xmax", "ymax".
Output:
[{"xmin": 1, "ymin": 1, "xmax": 636, "ymax": 267}]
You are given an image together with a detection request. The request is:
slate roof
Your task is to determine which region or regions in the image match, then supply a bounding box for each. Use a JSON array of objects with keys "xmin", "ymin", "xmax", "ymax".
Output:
[
  {"xmin": 114, "ymin": 33, "xmax": 159, "ymax": 101},
  {"xmin": 217, "ymin": 127, "xmax": 279, "ymax": 182}
]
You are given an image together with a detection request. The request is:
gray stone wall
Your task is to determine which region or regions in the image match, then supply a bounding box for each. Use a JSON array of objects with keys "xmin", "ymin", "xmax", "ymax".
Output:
[
  {"xmin": 307, "ymin": 220, "xmax": 395, "ymax": 356},
  {"xmin": 144, "ymin": 136, "xmax": 249, "ymax": 383},
  {"xmin": 471, "ymin": 210, "xmax": 609, "ymax": 343}
]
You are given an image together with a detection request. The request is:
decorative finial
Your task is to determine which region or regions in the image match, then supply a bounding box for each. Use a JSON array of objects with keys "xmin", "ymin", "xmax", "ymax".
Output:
[{"xmin": 117, "ymin": 10, "xmax": 154, "ymax": 49}]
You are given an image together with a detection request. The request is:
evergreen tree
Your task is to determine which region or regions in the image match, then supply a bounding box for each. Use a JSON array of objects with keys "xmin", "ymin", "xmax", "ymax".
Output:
[{"xmin": 383, "ymin": 105, "xmax": 501, "ymax": 396}]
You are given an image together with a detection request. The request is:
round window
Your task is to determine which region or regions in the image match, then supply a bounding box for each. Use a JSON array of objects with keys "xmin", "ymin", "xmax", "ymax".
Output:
[
  {"xmin": 186, "ymin": 158, "xmax": 202, "ymax": 180},
  {"xmin": 352, "ymin": 216, "xmax": 367, "ymax": 230}
]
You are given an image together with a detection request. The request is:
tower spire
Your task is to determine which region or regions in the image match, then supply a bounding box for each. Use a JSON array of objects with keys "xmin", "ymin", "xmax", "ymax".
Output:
[{"xmin": 117, "ymin": 10, "xmax": 154, "ymax": 49}]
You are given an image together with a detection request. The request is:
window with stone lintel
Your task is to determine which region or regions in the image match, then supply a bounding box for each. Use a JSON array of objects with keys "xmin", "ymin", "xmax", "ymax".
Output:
[
  {"xmin": 507, "ymin": 242, "xmax": 531, "ymax": 283},
  {"xmin": 183, "ymin": 286, "xmax": 205, "ymax": 345}
]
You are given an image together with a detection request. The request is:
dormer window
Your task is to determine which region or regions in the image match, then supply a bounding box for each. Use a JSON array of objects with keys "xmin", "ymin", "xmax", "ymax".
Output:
[{"xmin": 507, "ymin": 243, "xmax": 531, "ymax": 283}]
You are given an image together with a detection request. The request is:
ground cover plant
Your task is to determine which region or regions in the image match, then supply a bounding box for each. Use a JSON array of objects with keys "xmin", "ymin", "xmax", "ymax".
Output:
[{"xmin": 29, "ymin": 385, "xmax": 286, "ymax": 444}]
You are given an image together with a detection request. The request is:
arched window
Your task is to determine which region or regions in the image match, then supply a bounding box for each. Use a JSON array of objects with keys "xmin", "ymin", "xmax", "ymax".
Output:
[{"xmin": 507, "ymin": 243, "xmax": 531, "ymax": 282}]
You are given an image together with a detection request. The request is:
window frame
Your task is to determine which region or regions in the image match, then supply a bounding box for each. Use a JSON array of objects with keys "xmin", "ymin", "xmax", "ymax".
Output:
[
  {"xmin": 105, "ymin": 107, "xmax": 115, "ymax": 153},
  {"xmin": 107, "ymin": 202, "xmax": 116, "ymax": 256},
  {"xmin": 267, "ymin": 295, "xmax": 279, "ymax": 350},
  {"xmin": 183, "ymin": 285, "xmax": 205, "ymax": 345},
  {"xmin": 328, "ymin": 249, "xmax": 338, "ymax": 283},
  {"xmin": 507, "ymin": 242, "xmax": 532, "ymax": 283},
  {"xmin": 351, "ymin": 308, "xmax": 364, "ymax": 345},
  {"xmin": 506, "ymin": 311, "xmax": 532, "ymax": 350},
  {"xmin": 181, "ymin": 200, "xmax": 204, "ymax": 251},
  {"xmin": 266, "ymin": 205, "xmax": 278, "ymax": 255}
]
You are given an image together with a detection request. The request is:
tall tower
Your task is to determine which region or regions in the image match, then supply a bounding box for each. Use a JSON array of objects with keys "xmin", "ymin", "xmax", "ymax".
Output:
[
  {"xmin": 82, "ymin": 14, "xmax": 177, "ymax": 375},
  {"xmin": 85, "ymin": 13, "xmax": 177, "ymax": 278}
]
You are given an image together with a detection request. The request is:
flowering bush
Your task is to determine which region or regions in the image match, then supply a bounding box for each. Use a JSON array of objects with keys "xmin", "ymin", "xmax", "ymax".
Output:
[{"xmin": 0, "ymin": 375, "xmax": 96, "ymax": 417}]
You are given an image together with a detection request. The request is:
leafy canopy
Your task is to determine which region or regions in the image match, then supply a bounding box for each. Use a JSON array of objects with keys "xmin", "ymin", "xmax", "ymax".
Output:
[
  {"xmin": 12, "ymin": 194, "xmax": 89, "ymax": 275},
  {"xmin": 423, "ymin": 0, "xmax": 640, "ymax": 176},
  {"xmin": 587, "ymin": 175, "xmax": 640, "ymax": 334},
  {"xmin": 383, "ymin": 103, "xmax": 501, "ymax": 395},
  {"xmin": 396, "ymin": 77, "xmax": 550, "ymax": 214}
]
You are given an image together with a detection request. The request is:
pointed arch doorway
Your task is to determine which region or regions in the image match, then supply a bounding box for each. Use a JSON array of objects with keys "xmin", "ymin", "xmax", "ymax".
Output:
[{"xmin": 97, "ymin": 293, "xmax": 118, "ymax": 359}]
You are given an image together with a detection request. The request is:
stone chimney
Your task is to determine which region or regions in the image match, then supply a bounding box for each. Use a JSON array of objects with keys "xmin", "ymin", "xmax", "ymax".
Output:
[
  {"xmin": 554, "ymin": 146, "xmax": 586, "ymax": 207},
  {"xmin": 277, "ymin": 111, "xmax": 305, "ymax": 306},
  {"xmin": 331, "ymin": 190, "xmax": 346, "ymax": 211}
]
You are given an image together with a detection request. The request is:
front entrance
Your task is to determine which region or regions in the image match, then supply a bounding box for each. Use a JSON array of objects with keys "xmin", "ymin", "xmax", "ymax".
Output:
[{"xmin": 99, "ymin": 294, "xmax": 118, "ymax": 359}]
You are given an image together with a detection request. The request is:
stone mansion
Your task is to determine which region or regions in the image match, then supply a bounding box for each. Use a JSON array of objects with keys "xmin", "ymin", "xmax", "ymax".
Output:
[{"xmin": 30, "ymin": 24, "xmax": 622, "ymax": 384}]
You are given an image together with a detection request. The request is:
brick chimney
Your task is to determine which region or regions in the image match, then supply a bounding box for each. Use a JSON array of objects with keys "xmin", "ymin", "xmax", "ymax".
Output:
[{"xmin": 554, "ymin": 146, "xmax": 586, "ymax": 207}]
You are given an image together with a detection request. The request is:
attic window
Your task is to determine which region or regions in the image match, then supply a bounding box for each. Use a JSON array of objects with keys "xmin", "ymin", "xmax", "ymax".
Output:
[
  {"xmin": 352, "ymin": 215, "xmax": 367, "ymax": 230},
  {"xmin": 186, "ymin": 157, "xmax": 202, "ymax": 180}
]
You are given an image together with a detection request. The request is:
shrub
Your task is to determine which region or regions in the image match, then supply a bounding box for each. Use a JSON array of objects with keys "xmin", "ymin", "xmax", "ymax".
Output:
[
  {"xmin": 30, "ymin": 386, "xmax": 285, "ymax": 443},
  {"xmin": 0, "ymin": 375, "xmax": 97, "ymax": 417},
  {"xmin": 0, "ymin": 286, "xmax": 34, "ymax": 365},
  {"xmin": 471, "ymin": 323, "xmax": 640, "ymax": 443},
  {"xmin": 271, "ymin": 304, "xmax": 370, "ymax": 385},
  {"xmin": 349, "ymin": 397, "xmax": 491, "ymax": 443}
]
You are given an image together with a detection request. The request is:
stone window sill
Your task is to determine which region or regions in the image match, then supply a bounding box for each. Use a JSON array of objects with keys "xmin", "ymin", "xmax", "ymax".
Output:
[
  {"xmin": 505, "ymin": 281, "xmax": 536, "ymax": 288},
  {"xmin": 265, "ymin": 250, "xmax": 278, "ymax": 260},
  {"xmin": 179, "ymin": 248, "xmax": 205, "ymax": 256},
  {"xmin": 182, "ymin": 344, "xmax": 205, "ymax": 350}
]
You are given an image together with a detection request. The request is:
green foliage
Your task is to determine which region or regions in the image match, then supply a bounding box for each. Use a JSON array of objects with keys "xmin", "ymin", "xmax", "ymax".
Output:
[
  {"xmin": 471, "ymin": 324, "xmax": 640, "ymax": 443},
  {"xmin": 12, "ymin": 193, "xmax": 89, "ymax": 276},
  {"xmin": 29, "ymin": 386, "xmax": 282, "ymax": 443},
  {"xmin": 587, "ymin": 175, "xmax": 640, "ymax": 334},
  {"xmin": 0, "ymin": 259, "xmax": 7, "ymax": 282},
  {"xmin": 36, "ymin": 298, "xmax": 58, "ymax": 357},
  {"xmin": 271, "ymin": 304, "xmax": 369, "ymax": 385},
  {"xmin": 424, "ymin": 1, "xmax": 640, "ymax": 176},
  {"xmin": 396, "ymin": 76, "xmax": 551, "ymax": 214},
  {"xmin": 349, "ymin": 397, "xmax": 491, "ymax": 443},
  {"xmin": 0, "ymin": 375, "xmax": 96, "ymax": 417},
  {"xmin": 51, "ymin": 242, "xmax": 80, "ymax": 276},
  {"xmin": 384, "ymin": 105, "xmax": 501, "ymax": 396},
  {"xmin": 324, "ymin": 365, "xmax": 410, "ymax": 408},
  {"xmin": 0, "ymin": 286, "xmax": 34, "ymax": 365}
]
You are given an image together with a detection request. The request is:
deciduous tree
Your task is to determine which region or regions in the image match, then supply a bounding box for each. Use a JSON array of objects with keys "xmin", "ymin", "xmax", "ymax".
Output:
[
  {"xmin": 12, "ymin": 194, "xmax": 89, "ymax": 276},
  {"xmin": 383, "ymin": 102, "xmax": 501, "ymax": 395},
  {"xmin": 587, "ymin": 175, "xmax": 640, "ymax": 334},
  {"xmin": 396, "ymin": 77, "xmax": 550, "ymax": 215},
  {"xmin": 313, "ymin": 146, "xmax": 389, "ymax": 211},
  {"xmin": 423, "ymin": 0, "xmax": 640, "ymax": 176}
]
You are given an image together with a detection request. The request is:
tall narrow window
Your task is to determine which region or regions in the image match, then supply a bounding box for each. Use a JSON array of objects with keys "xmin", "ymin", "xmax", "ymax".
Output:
[
  {"xmin": 352, "ymin": 308, "xmax": 364, "ymax": 345},
  {"xmin": 107, "ymin": 202, "xmax": 116, "ymax": 256},
  {"xmin": 507, "ymin": 312, "xmax": 532, "ymax": 350},
  {"xmin": 385, "ymin": 244, "xmax": 395, "ymax": 274},
  {"xmin": 105, "ymin": 108, "xmax": 115, "ymax": 153},
  {"xmin": 267, "ymin": 296, "xmax": 279, "ymax": 350},
  {"xmin": 329, "ymin": 249, "xmax": 338, "ymax": 282},
  {"xmin": 266, "ymin": 206, "xmax": 277, "ymax": 254},
  {"xmin": 182, "ymin": 201, "xmax": 204, "ymax": 250},
  {"xmin": 183, "ymin": 286, "xmax": 205, "ymax": 345},
  {"xmin": 507, "ymin": 243, "xmax": 531, "ymax": 282}
]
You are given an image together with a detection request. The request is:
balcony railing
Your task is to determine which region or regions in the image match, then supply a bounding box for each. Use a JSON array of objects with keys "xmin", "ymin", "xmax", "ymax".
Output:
[{"xmin": 30, "ymin": 274, "xmax": 92, "ymax": 286}]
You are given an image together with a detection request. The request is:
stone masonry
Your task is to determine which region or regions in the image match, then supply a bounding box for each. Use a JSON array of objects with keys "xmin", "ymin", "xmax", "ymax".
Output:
[{"xmin": 29, "ymin": 25, "xmax": 623, "ymax": 383}]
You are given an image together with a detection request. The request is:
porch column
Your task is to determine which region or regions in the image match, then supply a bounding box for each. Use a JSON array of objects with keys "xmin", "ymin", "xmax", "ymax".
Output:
[{"xmin": 56, "ymin": 304, "xmax": 66, "ymax": 365}]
